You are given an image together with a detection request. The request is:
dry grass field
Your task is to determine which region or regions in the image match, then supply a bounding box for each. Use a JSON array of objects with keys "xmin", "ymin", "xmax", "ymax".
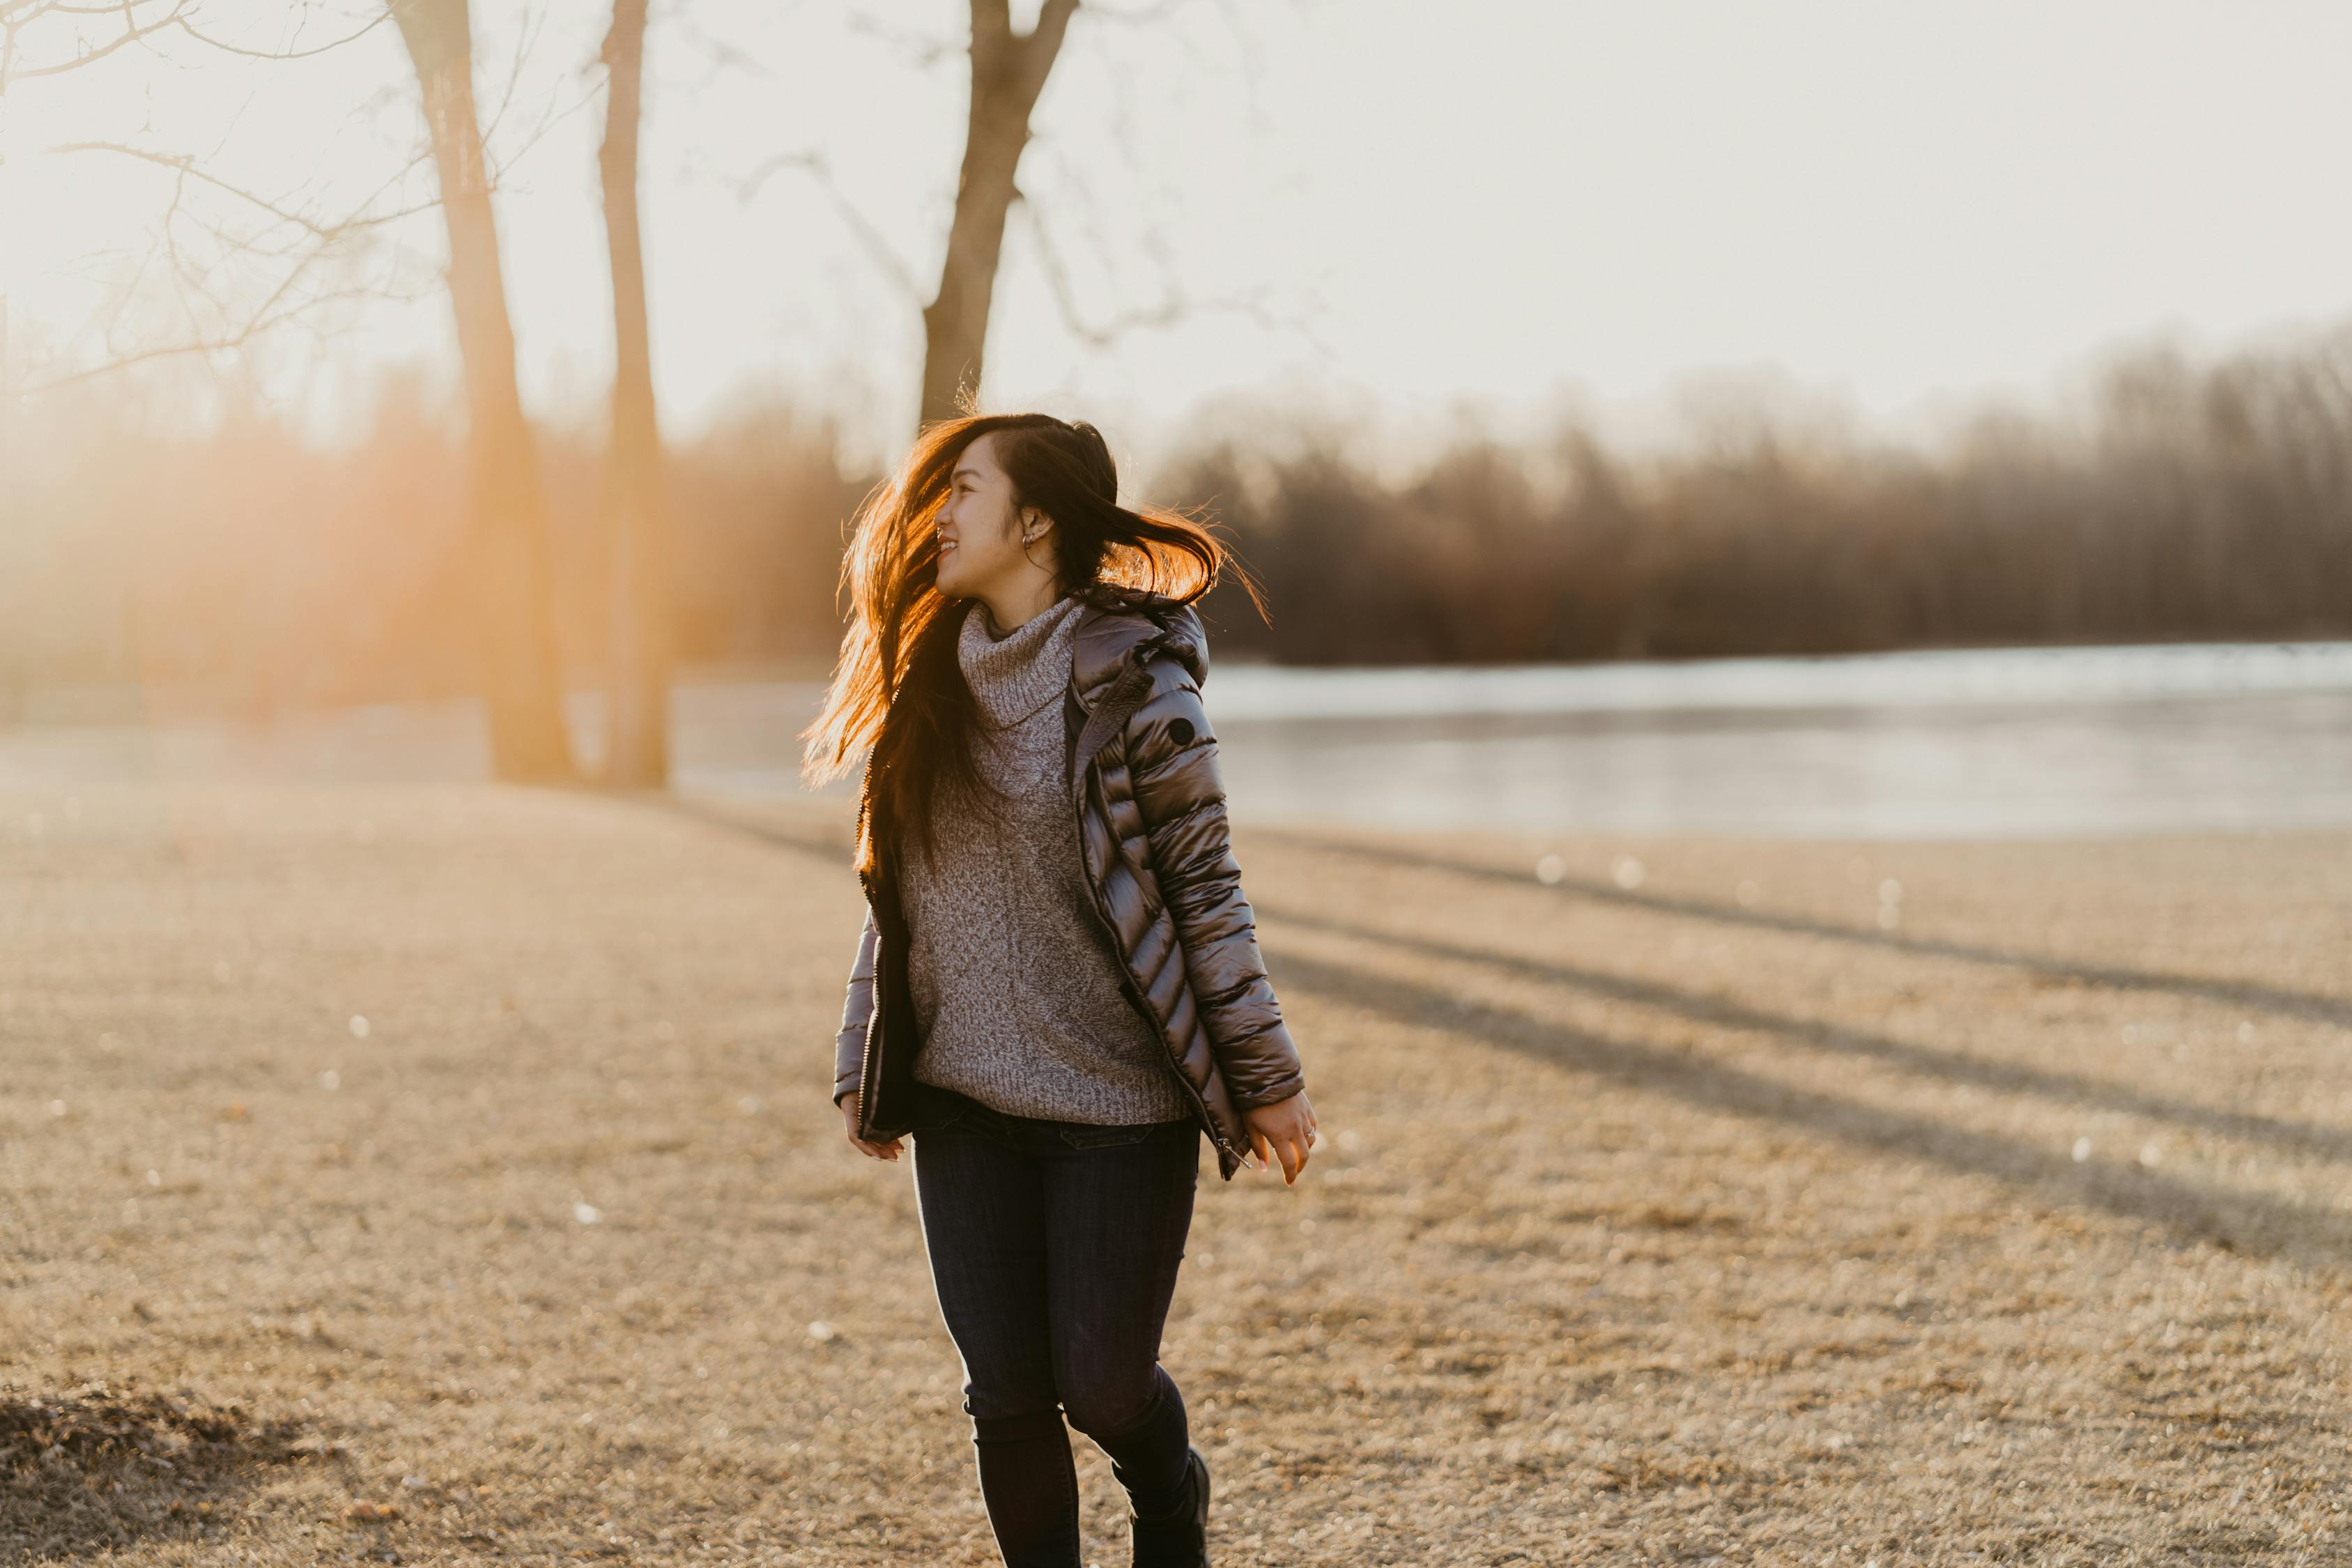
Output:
[{"xmin": 3, "ymin": 781, "xmax": 2350, "ymax": 1565}]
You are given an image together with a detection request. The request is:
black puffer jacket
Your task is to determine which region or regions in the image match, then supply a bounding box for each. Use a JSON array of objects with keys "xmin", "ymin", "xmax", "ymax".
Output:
[{"xmin": 833, "ymin": 587, "xmax": 1306, "ymax": 1181}]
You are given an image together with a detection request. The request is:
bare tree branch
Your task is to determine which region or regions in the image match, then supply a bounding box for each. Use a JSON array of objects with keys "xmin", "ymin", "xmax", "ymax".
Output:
[
  {"xmin": 844, "ymin": 8, "xmax": 958, "ymax": 69},
  {"xmin": 1013, "ymin": 0, "xmax": 1080, "ymax": 102},
  {"xmin": 3, "ymin": 0, "xmax": 390, "ymax": 78},
  {"xmin": 168, "ymin": 9, "xmax": 387, "ymax": 61},
  {"xmin": 1008, "ymin": 0, "xmax": 1322, "ymax": 369},
  {"xmin": 1, "ymin": 0, "xmax": 187, "ymax": 80},
  {"xmin": 1084, "ymin": 0, "xmax": 1199, "ymax": 24},
  {"xmin": 1, "ymin": 0, "xmax": 448, "ymax": 410},
  {"xmin": 741, "ymin": 148, "xmax": 923, "ymax": 305},
  {"xmin": 17, "ymin": 58, "xmax": 440, "ymax": 394},
  {"xmin": 664, "ymin": 6, "xmax": 776, "ymax": 83},
  {"xmin": 475, "ymin": 0, "xmax": 550, "ymax": 149},
  {"xmin": 468, "ymin": 0, "xmax": 604, "ymax": 192},
  {"xmin": 1014, "ymin": 188, "xmax": 1284, "ymax": 350},
  {"xmin": 15, "ymin": 282, "xmax": 406, "ymax": 394},
  {"xmin": 49, "ymin": 141, "xmax": 431, "ymax": 242},
  {"xmin": 482, "ymin": 75, "xmax": 603, "ymax": 190}
]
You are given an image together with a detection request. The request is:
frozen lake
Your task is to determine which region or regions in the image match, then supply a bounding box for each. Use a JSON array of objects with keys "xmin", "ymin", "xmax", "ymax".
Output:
[
  {"xmin": 7, "ymin": 640, "xmax": 2351, "ymax": 840},
  {"xmin": 683, "ymin": 639, "xmax": 2352, "ymax": 840}
]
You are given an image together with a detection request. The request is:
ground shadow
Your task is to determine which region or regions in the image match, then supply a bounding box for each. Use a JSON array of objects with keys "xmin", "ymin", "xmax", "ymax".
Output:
[
  {"xmin": 654, "ymin": 794, "xmax": 2352, "ymax": 1268},
  {"xmin": 1263, "ymin": 829, "xmax": 2352, "ymax": 1031},
  {"xmin": 0, "ymin": 1383, "xmax": 323, "ymax": 1560},
  {"xmin": 1263, "ymin": 945, "xmax": 2352, "ymax": 1273},
  {"xmin": 1256, "ymin": 901, "xmax": 2352, "ymax": 1165}
]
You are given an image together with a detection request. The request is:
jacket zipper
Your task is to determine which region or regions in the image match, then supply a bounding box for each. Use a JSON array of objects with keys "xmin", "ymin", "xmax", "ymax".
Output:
[
  {"xmin": 1068, "ymin": 649, "xmax": 1240, "ymax": 1168},
  {"xmin": 854, "ymin": 866, "xmax": 889, "ymax": 1142},
  {"xmin": 852, "ymin": 748, "xmax": 901, "ymax": 1146}
]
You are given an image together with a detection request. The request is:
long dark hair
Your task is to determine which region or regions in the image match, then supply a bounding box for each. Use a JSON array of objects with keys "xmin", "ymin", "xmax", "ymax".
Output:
[{"xmin": 800, "ymin": 413, "xmax": 1266, "ymax": 878}]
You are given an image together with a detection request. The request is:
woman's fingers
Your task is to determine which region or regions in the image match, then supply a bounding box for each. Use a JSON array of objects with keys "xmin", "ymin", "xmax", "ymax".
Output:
[
  {"xmin": 1259, "ymin": 1127, "xmax": 1303, "ymax": 1183},
  {"xmin": 1240, "ymin": 1099, "xmax": 1317, "ymax": 1182},
  {"xmin": 840, "ymin": 1098, "xmax": 902, "ymax": 1161}
]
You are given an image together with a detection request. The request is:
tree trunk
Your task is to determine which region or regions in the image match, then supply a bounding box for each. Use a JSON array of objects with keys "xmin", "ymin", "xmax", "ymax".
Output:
[
  {"xmin": 392, "ymin": 0, "xmax": 576, "ymax": 783},
  {"xmin": 597, "ymin": 0, "xmax": 671, "ymax": 787},
  {"xmin": 916, "ymin": 0, "xmax": 1079, "ymax": 429}
]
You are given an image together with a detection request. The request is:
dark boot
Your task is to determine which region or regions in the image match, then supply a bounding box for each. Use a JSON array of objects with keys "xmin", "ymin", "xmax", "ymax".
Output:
[{"xmin": 1128, "ymin": 1444, "xmax": 1210, "ymax": 1567}]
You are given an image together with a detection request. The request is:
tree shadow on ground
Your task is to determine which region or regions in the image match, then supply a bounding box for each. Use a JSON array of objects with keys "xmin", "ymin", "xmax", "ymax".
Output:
[
  {"xmin": 1264, "ymin": 829, "xmax": 2352, "ymax": 1031},
  {"xmin": 1257, "ymin": 900, "xmax": 2352, "ymax": 1165},
  {"xmin": 654, "ymin": 799, "xmax": 2352, "ymax": 1036},
  {"xmin": 1263, "ymin": 945, "xmax": 2352, "ymax": 1275},
  {"xmin": 0, "ymin": 1382, "xmax": 323, "ymax": 1561},
  {"xmin": 650, "ymin": 795, "xmax": 2352, "ymax": 1270}
]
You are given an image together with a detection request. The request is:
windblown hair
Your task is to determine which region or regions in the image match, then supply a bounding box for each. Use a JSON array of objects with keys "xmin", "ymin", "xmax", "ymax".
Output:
[{"xmin": 799, "ymin": 412, "xmax": 1265, "ymax": 879}]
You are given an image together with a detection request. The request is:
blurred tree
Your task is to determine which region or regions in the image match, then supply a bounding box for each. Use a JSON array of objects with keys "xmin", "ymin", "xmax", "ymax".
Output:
[
  {"xmin": 391, "ymin": 0, "xmax": 576, "ymax": 783},
  {"xmin": 596, "ymin": 0, "xmax": 671, "ymax": 787},
  {"xmin": 918, "ymin": 0, "xmax": 1078, "ymax": 426},
  {"xmin": 741, "ymin": 3, "xmax": 1279, "ymax": 437}
]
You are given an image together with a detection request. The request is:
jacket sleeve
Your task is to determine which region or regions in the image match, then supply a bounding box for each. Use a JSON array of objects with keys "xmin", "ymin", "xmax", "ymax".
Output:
[
  {"xmin": 1124, "ymin": 661, "xmax": 1307, "ymax": 1111},
  {"xmin": 833, "ymin": 905, "xmax": 879, "ymax": 1108}
]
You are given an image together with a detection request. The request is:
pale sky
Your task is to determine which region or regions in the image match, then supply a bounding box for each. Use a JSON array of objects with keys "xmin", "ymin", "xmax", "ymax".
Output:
[{"xmin": 6, "ymin": 0, "xmax": 2352, "ymax": 474}]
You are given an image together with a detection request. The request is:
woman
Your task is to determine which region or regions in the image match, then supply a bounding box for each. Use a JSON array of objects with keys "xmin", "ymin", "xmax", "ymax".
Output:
[{"xmin": 803, "ymin": 412, "xmax": 1316, "ymax": 1568}]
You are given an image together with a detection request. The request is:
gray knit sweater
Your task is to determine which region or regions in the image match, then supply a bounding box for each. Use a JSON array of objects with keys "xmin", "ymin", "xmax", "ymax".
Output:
[{"xmin": 898, "ymin": 593, "xmax": 1194, "ymax": 1124}]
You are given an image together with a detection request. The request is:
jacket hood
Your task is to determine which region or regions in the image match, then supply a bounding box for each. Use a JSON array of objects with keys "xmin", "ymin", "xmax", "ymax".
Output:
[{"xmin": 1069, "ymin": 587, "xmax": 1210, "ymax": 701}]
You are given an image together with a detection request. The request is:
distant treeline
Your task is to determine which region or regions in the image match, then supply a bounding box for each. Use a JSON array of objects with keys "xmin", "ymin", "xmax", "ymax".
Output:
[
  {"xmin": 1170, "ymin": 326, "xmax": 2352, "ymax": 662},
  {"xmin": 6, "ymin": 324, "xmax": 2351, "ymax": 715}
]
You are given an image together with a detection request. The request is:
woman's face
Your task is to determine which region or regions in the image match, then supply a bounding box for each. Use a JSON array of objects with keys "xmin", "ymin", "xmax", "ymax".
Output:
[{"xmin": 935, "ymin": 432, "xmax": 1050, "ymax": 601}]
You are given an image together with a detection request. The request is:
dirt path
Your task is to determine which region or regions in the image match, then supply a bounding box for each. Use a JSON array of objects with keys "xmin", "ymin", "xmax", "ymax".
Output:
[{"xmin": 3, "ymin": 783, "xmax": 2347, "ymax": 1565}]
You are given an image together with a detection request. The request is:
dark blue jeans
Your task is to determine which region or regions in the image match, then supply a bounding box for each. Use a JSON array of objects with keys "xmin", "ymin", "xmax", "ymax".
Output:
[{"xmin": 907, "ymin": 1082, "xmax": 1201, "ymax": 1568}]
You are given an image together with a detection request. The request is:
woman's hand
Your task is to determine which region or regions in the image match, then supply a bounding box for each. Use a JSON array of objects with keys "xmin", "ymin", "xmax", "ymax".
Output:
[
  {"xmin": 838, "ymin": 1091, "xmax": 904, "ymax": 1162},
  {"xmin": 1241, "ymin": 1089, "xmax": 1316, "ymax": 1185}
]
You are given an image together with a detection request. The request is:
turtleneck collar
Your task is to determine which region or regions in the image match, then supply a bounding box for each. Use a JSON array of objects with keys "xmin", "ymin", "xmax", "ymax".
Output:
[{"xmin": 958, "ymin": 592, "xmax": 1084, "ymax": 728}]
